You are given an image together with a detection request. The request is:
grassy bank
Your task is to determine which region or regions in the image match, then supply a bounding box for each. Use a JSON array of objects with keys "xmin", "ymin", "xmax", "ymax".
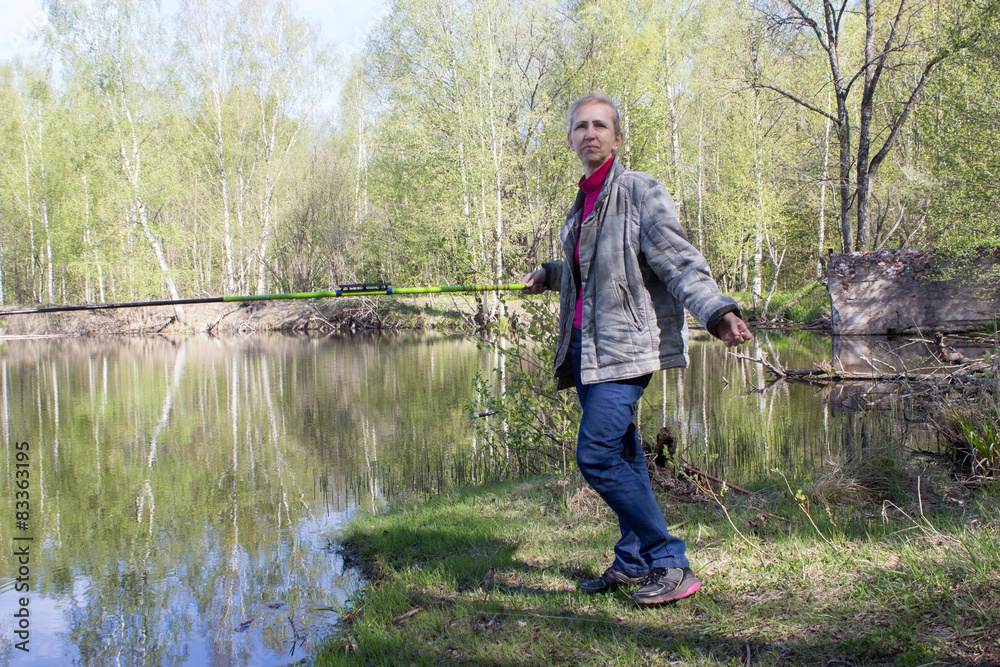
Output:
[
  {"xmin": 728, "ymin": 282, "xmax": 832, "ymax": 325},
  {"xmin": 318, "ymin": 468, "xmax": 999, "ymax": 666}
]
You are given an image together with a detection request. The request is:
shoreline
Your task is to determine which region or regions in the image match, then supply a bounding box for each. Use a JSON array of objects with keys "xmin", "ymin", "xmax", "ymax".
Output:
[
  {"xmin": 0, "ymin": 294, "xmax": 509, "ymax": 338},
  {"xmin": 0, "ymin": 294, "xmax": 839, "ymax": 340}
]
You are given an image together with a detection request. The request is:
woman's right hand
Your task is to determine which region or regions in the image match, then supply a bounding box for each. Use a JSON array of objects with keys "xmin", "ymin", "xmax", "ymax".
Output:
[{"xmin": 522, "ymin": 267, "xmax": 547, "ymax": 295}]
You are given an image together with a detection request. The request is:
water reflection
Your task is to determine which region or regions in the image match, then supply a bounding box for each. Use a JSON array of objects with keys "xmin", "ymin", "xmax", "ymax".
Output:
[
  {"xmin": 633, "ymin": 331, "xmax": 837, "ymax": 484},
  {"xmin": 0, "ymin": 330, "xmax": 930, "ymax": 665},
  {"xmin": 0, "ymin": 334, "xmax": 489, "ymax": 666},
  {"xmin": 636, "ymin": 331, "xmax": 947, "ymax": 486}
]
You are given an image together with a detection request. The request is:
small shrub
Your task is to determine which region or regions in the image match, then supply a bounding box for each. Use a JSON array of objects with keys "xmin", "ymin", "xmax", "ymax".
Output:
[
  {"xmin": 946, "ymin": 402, "xmax": 1000, "ymax": 476},
  {"xmin": 468, "ymin": 295, "xmax": 579, "ymax": 478}
]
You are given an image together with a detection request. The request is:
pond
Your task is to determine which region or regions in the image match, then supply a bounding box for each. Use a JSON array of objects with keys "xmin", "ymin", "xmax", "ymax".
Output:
[{"xmin": 0, "ymin": 330, "xmax": 943, "ymax": 665}]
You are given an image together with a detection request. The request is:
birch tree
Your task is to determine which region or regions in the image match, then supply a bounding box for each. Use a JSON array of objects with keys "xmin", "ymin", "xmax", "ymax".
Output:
[
  {"xmin": 176, "ymin": 0, "xmax": 240, "ymax": 294},
  {"xmin": 757, "ymin": 0, "xmax": 993, "ymax": 252},
  {"xmin": 45, "ymin": 0, "xmax": 188, "ymax": 320},
  {"xmin": 233, "ymin": 0, "xmax": 333, "ymax": 294},
  {"xmin": 364, "ymin": 0, "xmax": 562, "ymax": 293},
  {"xmin": 0, "ymin": 66, "xmax": 45, "ymax": 303}
]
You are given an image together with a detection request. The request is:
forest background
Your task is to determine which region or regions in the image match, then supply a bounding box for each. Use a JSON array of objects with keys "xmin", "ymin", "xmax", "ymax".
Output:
[{"xmin": 0, "ymin": 0, "xmax": 997, "ymax": 318}]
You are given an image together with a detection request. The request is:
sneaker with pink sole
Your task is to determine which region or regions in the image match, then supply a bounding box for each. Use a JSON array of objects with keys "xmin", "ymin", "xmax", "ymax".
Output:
[{"xmin": 632, "ymin": 567, "xmax": 701, "ymax": 606}]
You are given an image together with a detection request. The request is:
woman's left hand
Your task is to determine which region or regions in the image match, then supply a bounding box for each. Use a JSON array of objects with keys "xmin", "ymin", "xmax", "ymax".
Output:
[{"xmin": 716, "ymin": 312, "xmax": 753, "ymax": 347}]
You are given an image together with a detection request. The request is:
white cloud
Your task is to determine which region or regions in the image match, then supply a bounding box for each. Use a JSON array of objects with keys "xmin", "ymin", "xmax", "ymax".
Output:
[
  {"xmin": 296, "ymin": 0, "xmax": 390, "ymax": 58},
  {"xmin": 0, "ymin": 0, "xmax": 47, "ymax": 63}
]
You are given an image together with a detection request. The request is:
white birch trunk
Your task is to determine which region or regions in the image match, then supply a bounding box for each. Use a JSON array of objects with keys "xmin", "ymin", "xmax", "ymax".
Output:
[
  {"xmin": 117, "ymin": 101, "xmax": 186, "ymax": 322},
  {"xmin": 697, "ymin": 103, "xmax": 705, "ymax": 251},
  {"xmin": 43, "ymin": 199, "xmax": 54, "ymax": 303},
  {"xmin": 668, "ymin": 85, "xmax": 683, "ymax": 222},
  {"xmin": 217, "ymin": 107, "xmax": 236, "ymax": 295},
  {"xmin": 21, "ymin": 130, "xmax": 37, "ymax": 301},
  {"xmin": 486, "ymin": 16, "xmax": 504, "ymax": 318},
  {"xmin": 752, "ymin": 94, "xmax": 764, "ymax": 305},
  {"xmin": 37, "ymin": 120, "xmax": 54, "ymax": 303},
  {"xmin": 818, "ymin": 94, "xmax": 832, "ymax": 279},
  {"xmin": 0, "ymin": 225, "xmax": 5, "ymax": 304}
]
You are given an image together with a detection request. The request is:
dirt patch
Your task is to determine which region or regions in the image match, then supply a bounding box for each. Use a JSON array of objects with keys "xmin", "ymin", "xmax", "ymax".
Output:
[
  {"xmin": 0, "ymin": 294, "xmax": 530, "ymax": 337},
  {"xmin": 1, "ymin": 301, "xmax": 298, "ymax": 337}
]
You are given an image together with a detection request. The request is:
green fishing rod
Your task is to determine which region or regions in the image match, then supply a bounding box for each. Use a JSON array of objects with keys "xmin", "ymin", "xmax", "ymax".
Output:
[{"xmin": 0, "ymin": 282, "xmax": 527, "ymax": 317}]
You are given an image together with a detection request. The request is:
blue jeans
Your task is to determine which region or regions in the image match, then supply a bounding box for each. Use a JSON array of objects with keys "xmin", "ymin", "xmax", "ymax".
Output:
[{"xmin": 570, "ymin": 331, "xmax": 689, "ymax": 576}]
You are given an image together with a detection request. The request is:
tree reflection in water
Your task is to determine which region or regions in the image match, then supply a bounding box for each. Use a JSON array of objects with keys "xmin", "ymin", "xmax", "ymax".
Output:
[{"xmin": 0, "ymin": 330, "xmax": 927, "ymax": 664}]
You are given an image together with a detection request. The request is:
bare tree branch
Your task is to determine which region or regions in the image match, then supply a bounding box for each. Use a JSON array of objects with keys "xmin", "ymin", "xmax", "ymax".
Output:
[
  {"xmin": 867, "ymin": 51, "xmax": 947, "ymax": 176},
  {"xmin": 753, "ymin": 84, "xmax": 837, "ymax": 122}
]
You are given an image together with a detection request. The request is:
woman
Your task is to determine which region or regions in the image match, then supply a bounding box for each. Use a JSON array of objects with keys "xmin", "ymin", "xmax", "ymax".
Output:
[{"xmin": 523, "ymin": 93, "xmax": 753, "ymax": 606}]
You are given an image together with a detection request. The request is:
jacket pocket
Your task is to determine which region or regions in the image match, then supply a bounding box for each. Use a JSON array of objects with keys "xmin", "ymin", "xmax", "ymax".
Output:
[
  {"xmin": 593, "ymin": 282, "xmax": 642, "ymax": 366},
  {"xmin": 618, "ymin": 282, "xmax": 644, "ymax": 332}
]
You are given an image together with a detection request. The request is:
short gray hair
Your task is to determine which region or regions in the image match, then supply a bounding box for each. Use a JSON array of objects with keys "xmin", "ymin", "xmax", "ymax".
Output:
[{"xmin": 568, "ymin": 94, "xmax": 623, "ymax": 137}]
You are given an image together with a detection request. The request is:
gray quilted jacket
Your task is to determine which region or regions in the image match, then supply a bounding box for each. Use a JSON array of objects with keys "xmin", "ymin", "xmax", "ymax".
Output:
[{"xmin": 542, "ymin": 159, "xmax": 739, "ymax": 390}]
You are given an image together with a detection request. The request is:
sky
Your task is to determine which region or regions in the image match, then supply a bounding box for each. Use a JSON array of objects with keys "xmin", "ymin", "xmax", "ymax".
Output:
[
  {"xmin": 0, "ymin": 1, "xmax": 48, "ymax": 61},
  {"xmin": 0, "ymin": 0, "xmax": 391, "ymax": 65}
]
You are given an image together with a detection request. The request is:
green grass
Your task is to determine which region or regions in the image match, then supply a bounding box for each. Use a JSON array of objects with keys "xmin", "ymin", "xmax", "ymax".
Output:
[
  {"xmin": 317, "ymin": 471, "xmax": 1000, "ymax": 666},
  {"xmin": 728, "ymin": 282, "xmax": 831, "ymax": 324}
]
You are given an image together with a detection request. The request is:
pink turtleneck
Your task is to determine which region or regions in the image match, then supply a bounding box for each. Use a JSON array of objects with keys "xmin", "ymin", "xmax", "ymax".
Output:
[{"xmin": 573, "ymin": 156, "xmax": 615, "ymax": 329}]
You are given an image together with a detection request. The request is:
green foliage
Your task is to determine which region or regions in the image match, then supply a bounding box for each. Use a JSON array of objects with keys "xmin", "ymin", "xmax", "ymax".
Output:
[
  {"xmin": 0, "ymin": 0, "xmax": 996, "ymax": 308},
  {"xmin": 0, "ymin": 0, "xmax": 336, "ymax": 306},
  {"xmin": 468, "ymin": 295, "xmax": 579, "ymax": 477},
  {"xmin": 947, "ymin": 402, "xmax": 1000, "ymax": 475},
  {"xmin": 728, "ymin": 281, "xmax": 830, "ymax": 323},
  {"xmin": 913, "ymin": 1, "xmax": 1000, "ymax": 256}
]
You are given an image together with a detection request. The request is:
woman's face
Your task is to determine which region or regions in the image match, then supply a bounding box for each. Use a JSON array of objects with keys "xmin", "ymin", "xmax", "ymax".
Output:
[{"xmin": 567, "ymin": 101, "xmax": 623, "ymax": 176}]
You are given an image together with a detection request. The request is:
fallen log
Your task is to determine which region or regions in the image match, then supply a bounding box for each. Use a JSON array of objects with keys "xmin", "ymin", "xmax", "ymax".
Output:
[{"xmin": 732, "ymin": 352, "xmax": 995, "ymax": 385}]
